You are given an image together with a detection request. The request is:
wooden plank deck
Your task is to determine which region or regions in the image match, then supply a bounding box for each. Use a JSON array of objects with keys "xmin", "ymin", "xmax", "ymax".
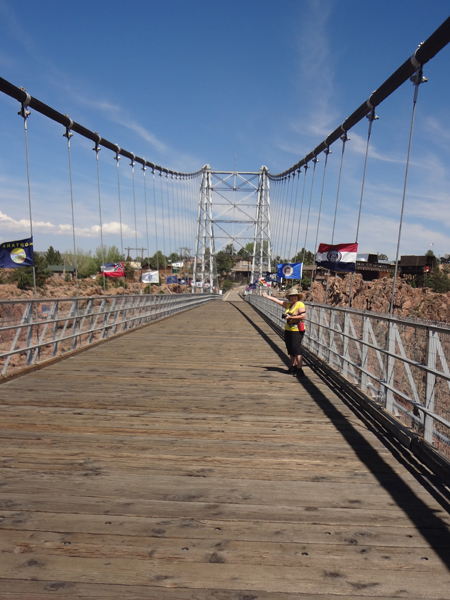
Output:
[{"xmin": 0, "ymin": 298, "xmax": 449, "ymax": 598}]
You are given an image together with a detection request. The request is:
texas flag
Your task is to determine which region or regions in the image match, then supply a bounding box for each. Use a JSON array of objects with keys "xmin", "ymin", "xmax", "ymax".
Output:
[{"xmin": 315, "ymin": 243, "xmax": 358, "ymax": 273}]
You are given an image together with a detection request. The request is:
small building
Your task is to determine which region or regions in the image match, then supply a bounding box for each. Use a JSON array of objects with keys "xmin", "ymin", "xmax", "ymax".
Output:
[
  {"xmin": 47, "ymin": 264, "xmax": 77, "ymax": 281},
  {"xmin": 400, "ymin": 255, "xmax": 437, "ymax": 276}
]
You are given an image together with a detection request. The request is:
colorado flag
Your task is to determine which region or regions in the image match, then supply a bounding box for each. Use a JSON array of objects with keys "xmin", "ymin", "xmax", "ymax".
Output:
[{"xmin": 316, "ymin": 243, "xmax": 358, "ymax": 273}]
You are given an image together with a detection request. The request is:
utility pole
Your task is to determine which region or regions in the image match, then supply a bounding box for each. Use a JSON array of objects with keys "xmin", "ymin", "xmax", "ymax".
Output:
[{"xmin": 124, "ymin": 247, "xmax": 147, "ymax": 292}]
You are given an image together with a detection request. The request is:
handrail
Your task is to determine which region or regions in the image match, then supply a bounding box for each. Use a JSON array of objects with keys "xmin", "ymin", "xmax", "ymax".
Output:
[{"xmin": 244, "ymin": 293, "xmax": 450, "ymax": 464}]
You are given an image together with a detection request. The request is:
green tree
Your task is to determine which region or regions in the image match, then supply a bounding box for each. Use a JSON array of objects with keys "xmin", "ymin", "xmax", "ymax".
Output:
[
  {"xmin": 423, "ymin": 267, "xmax": 450, "ymax": 293},
  {"xmin": 216, "ymin": 250, "xmax": 233, "ymax": 276},
  {"xmin": 92, "ymin": 245, "xmax": 123, "ymax": 271},
  {"xmin": 292, "ymin": 248, "xmax": 315, "ymax": 265},
  {"xmin": 45, "ymin": 246, "xmax": 63, "ymax": 265},
  {"xmin": 63, "ymin": 249, "xmax": 97, "ymax": 279},
  {"xmin": 378, "ymin": 253, "xmax": 389, "ymax": 261},
  {"xmin": 168, "ymin": 252, "xmax": 180, "ymax": 263},
  {"xmin": 8, "ymin": 252, "xmax": 52, "ymax": 289},
  {"xmin": 151, "ymin": 250, "xmax": 168, "ymax": 269}
]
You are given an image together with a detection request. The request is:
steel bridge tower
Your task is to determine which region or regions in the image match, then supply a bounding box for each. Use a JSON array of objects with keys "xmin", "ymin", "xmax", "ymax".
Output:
[{"xmin": 193, "ymin": 165, "xmax": 271, "ymax": 291}]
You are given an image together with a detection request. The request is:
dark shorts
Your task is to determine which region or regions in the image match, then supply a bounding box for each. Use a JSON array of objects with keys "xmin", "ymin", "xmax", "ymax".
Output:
[{"xmin": 285, "ymin": 330, "xmax": 304, "ymax": 356}]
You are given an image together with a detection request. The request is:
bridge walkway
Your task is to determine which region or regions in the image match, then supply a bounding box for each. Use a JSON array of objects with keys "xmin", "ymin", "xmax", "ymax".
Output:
[{"xmin": 0, "ymin": 300, "xmax": 449, "ymax": 598}]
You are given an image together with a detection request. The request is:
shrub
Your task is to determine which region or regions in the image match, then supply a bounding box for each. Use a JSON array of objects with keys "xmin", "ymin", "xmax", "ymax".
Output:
[{"xmin": 221, "ymin": 279, "xmax": 233, "ymax": 292}]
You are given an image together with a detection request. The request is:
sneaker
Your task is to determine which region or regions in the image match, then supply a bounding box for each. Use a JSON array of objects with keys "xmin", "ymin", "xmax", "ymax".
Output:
[
  {"xmin": 287, "ymin": 366, "xmax": 296, "ymax": 374},
  {"xmin": 295, "ymin": 369, "xmax": 305, "ymax": 379}
]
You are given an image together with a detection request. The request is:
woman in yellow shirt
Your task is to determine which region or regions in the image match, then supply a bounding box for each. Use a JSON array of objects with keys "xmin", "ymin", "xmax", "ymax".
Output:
[{"xmin": 262, "ymin": 288, "xmax": 306, "ymax": 378}]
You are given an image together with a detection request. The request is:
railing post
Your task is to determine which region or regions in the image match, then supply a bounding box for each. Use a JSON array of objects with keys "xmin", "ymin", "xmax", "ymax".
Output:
[
  {"xmin": 361, "ymin": 315, "xmax": 369, "ymax": 393},
  {"xmin": 424, "ymin": 329, "xmax": 437, "ymax": 445},
  {"xmin": 385, "ymin": 322, "xmax": 396, "ymax": 414},
  {"xmin": 342, "ymin": 312, "xmax": 350, "ymax": 379}
]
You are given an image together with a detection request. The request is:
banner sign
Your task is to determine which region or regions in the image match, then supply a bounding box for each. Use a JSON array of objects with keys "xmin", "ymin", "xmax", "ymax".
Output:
[
  {"xmin": 0, "ymin": 237, "xmax": 34, "ymax": 268},
  {"xmin": 171, "ymin": 261, "xmax": 184, "ymax": 268},
  {"xmin": 167, "ymin": 275, "xmax": 178, "ymax": 284}
]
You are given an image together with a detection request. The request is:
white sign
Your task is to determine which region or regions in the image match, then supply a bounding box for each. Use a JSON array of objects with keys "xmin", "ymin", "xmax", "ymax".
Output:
[{"xmin": 171, "ymin": 261, "xmax": 184, "ymax": 268}]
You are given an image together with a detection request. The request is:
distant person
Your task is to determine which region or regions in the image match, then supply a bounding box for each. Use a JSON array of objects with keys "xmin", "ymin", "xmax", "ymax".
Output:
[{"xmin": 262, "ymin": 288, "xmax": 306, "ymax": 378}]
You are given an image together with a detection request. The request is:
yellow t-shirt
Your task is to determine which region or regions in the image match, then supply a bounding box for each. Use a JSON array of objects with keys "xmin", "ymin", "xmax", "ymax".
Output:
[{"xmin": 284, "ymin": 301, "xmax": 305, "ymax": 332}]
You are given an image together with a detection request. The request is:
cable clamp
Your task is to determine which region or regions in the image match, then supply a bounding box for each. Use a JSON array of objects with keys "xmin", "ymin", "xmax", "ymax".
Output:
[
  {"xmin": 340, "ymin": 132, "xmax": 350, "ymax": 143},
  {"xmin": 93, "ymin": 133, "xmax": 102, "ymax": 154},
  {"xmin": 18, "ymin": 90, "xmax": 32, "ymax": 118},
  {"xmin": 366, "ymin": 108, "xmax": 379, "ymax": 122},
  {"xmin": 63, "ymin": 116, "xmax": 73, "ymax": 139},
  {"xmin": 114, "ymin": 145, "xmax": 121, "ymax": 162},
  {"xmin": 410, "ymin": 42, "xmax": 424, "ymax": 69},
  {"xmin": 130, "ymin": 153, "xmax": 136, "ymax": 168}
]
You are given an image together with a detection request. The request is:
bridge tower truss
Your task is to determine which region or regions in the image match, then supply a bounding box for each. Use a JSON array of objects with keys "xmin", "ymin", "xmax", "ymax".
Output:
[
  {"xmin": 251, "ymin": 167, "xmax": 271, "ymax": 282},
  {"xmin": 193, "ymin": 167, "xmax": 217, "ymax": 292},
  {"xmin": 193, "ymin": 165, "xmax": 271, "ymax": 291}
]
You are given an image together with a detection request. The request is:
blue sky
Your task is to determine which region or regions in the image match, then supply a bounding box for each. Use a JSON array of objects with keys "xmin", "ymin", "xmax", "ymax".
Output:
[{"xmin": 0, "ymin": 0, "xmax": 449, "ymax": 261}]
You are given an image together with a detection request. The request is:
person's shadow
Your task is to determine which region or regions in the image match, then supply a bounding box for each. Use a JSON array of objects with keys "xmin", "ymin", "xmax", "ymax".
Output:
[{"xmin": 230, "ymin": 301, "xmax": 450, "ymax": 571}]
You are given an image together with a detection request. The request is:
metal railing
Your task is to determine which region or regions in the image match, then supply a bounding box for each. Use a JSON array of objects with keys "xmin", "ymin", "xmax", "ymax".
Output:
[
  {"xmin": 0, "ymin": 293, "xmax": 221, "ymax": 377},
  {"xmin": 245, "ymin": 293, "xmax": 450, "ymax": 462}
]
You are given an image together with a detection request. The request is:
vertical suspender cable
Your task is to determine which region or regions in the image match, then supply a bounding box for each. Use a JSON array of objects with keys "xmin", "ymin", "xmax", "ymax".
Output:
[
  {"xmin": 114, "ymin": 147, "xmax": 124, "ymax": 264},
  {"xmin": 287, "ymin": 169, "xmax": 301, "ymax": 260},
  {"xmin": 142, "ymin": 163, "xmax": 150, "ymax": 278},
  {"xmin": 282, "ymin": 172, "xmax": 296, "ymax": 262},
  {"xmin": 19, "ymin": 96, "xmax": 37, "ymax": 300},
  {"xmin": 94, "ymin": 140, "xmax": 106, "ymax": 293},
  {"xmin": 19, "ymin": 95, "xmax": 39, "ymax": 356},
  {"xmin": 309, "ymin": 148, "xmax": 331, "ymax": 301},
  {"xmin": 165, "ymin": 174, "xmax": 172, "ymax": 261},
  {"xmin": 152, "ymin": 170, "xmax": 159, "ymax": 274},
  {"xmin": 160, "ymin": 172, "xmax": 167, "ymax": 280},
  {"xmin": 130, "ymin": 154, "xmax": 140, "ymax": 290},
  {"xmin": 64, "ymin": 121, "xmax": 79, "ymax": 297},
  {"xmin": 325, "ymin": 133, "xmax": 349, "ymax": 304},
  {"xmin": 348, "ymin": 111, "xmax": 377, "ymax": 306},
  {"xmin": 302, "ymin": 157, "xmax": 319, "ymax": 267},
  {"xmin": 295, "ymin": 165, "xmax": 309, "ymax": 257},
  {"xmin": 389, "ymin": 67, "xmax": 426, "ymax": 317}
]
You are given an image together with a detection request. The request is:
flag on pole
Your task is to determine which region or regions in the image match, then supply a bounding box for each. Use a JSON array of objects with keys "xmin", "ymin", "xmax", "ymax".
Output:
[
  {"xmin": 276, "ymin": 263, "xmax": 303, "ymax": 280},
  {"xmin": 0, "ymin": 237, "xmax": 34, "ymax": 268},
  {"xmin": 100, "ymin": 262, "xmax": 125, "ymax": 277},
  {"xmin": 315, "ymin": 243, "xmax": 358, "ymax": 272},
  {"xmin": 141, "ymin": 270, "xmax": 159, "ymax": 284}
]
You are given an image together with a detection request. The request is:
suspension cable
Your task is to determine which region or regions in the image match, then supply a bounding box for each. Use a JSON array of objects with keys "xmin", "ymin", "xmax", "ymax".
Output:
[
  {"xmin": 94, "ymin": 139, "xmax": 106, "ymax": 293},
  {"xmin": 324, "ymin": 133, "xmax": 349, "ymax": 303},
  {"xmin": 282, "ymin": 172, "xmax": 296, "ymax": 261},
  {"xmin": 19, "ymin": 95, "xmax": 37, "ymax": 300},
  {"xmin": 287, "ymin": 168, "xmax": 301, "ymax": 260},
  {"xmin": 152, "ymin": 169, "xmax": 159, "ymax": 272},
  {"xmin": 114, "ymin": 147, "xmax": 124, "ymax": 262},
  {"xmin": 309, "ymin": 148, "xmax": 331, "ymax": 301},
  {"xmin": 389, "ymin": 66, "xmax": 426, "ymax": 317},
  {"xmin": 64, "ymin": 121, "xmax": 79, "ymax": 297},
  {"xmin": 347, "ymin": 110, "xmax": 378, "ymax": 306},
  {"xmin": 302, "ymin": 157, "xmax": 319, "ymax": 266},
  {"xmin": 294, "ymin": 164, "xmax": 309, "ymax": 258},
  {"xmin": 142, "ymin": 161, "xmax": 150, "ymax": 277}
]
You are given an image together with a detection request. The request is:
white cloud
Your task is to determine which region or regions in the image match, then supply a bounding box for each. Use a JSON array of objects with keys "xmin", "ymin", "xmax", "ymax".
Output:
[{"xmin": 0, "ymin": 210, "xmax": 136, "ymax": 239}]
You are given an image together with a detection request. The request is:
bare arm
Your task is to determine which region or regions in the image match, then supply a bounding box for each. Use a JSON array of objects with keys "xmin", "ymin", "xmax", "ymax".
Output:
[{"xmin": 262, "ymin": 292, "xmax": 288, "ymax": 308}]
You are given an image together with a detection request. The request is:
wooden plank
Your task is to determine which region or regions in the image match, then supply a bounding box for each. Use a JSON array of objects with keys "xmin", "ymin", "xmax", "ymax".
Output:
[{"xmin": 0, "ymin": 300, "xmax": 449, "ymax": 597}]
